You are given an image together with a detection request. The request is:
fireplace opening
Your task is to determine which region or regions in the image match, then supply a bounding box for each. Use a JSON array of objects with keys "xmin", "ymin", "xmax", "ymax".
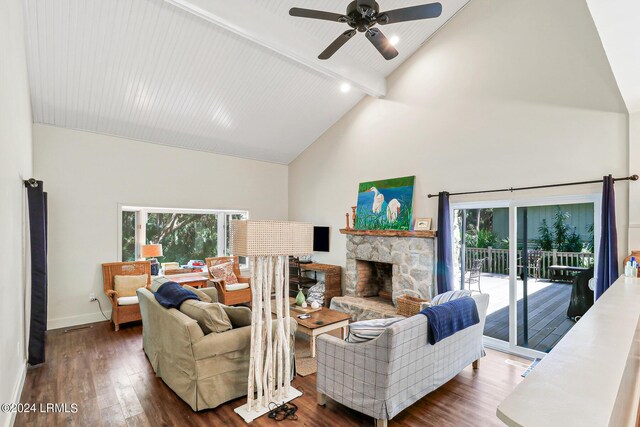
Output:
[{"xmin": 356, "ymin": 260, "xmax": 393, "ymax": 300}]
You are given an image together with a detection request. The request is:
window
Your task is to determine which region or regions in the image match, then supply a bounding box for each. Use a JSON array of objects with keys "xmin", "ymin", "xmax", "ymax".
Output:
[{"xmin": 120, "ymin": 206, "xmax": 248, "ymax": 269}]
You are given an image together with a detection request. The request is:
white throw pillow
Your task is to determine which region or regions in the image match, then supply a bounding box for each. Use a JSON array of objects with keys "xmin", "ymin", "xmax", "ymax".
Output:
[
  {"xmin": 431, "ymin": 289, "xmax": 473, "ymax": 306},
  {"xmin": 345, "ymin": 317, "xmax": 404, "ymax": 343}
]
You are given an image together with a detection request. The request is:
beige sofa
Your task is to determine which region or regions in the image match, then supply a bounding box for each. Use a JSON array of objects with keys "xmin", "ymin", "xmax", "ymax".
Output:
[{"xmin": 137, "ymin": 287, "xmax": 297, "ymax": 411}]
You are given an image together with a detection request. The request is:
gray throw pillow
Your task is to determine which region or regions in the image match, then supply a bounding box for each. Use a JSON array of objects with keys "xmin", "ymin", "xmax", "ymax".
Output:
[
  {"xmin": 179, "ymin": 300, "xmax": 232, "ymax": 334},
  {"xmin": 345, "ymin": 317, "xmax": 404, "ymax": 343},
  {"xmin": 431, "ymin": 289, "xmax": 472, "ymax": 306}
]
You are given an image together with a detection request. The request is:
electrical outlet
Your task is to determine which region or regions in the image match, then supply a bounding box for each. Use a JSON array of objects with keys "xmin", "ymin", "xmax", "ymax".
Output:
[{"xmin": 89, "ymin": 292, "xmax": 96, "ymax": 302}]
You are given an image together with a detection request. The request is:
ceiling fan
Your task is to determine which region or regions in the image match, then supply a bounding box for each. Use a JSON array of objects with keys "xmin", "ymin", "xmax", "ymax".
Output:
[{"xmin": 289, "ymin": 1, "xmax": 442, "ymax": 60}]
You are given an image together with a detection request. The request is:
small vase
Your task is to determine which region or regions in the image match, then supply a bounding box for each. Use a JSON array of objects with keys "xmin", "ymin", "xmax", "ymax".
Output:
[{"xmin": 296, "ymin": 289, "xmax": 305, "ymax": 306}]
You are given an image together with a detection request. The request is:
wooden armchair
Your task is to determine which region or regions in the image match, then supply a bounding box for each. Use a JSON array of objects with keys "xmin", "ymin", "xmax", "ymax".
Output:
[
  {"xmin": 102, "ymin": 261, "xmax": 151, "ymax": 331},
  {"xmin": 205, "ymin": 256, "xmax": 251, "ymax": 306}
]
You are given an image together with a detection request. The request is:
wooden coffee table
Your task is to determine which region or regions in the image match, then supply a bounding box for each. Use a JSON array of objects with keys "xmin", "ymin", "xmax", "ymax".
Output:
[{"xmin": 273, "ymin": 298, "xmax": 351, "ymax": 357}]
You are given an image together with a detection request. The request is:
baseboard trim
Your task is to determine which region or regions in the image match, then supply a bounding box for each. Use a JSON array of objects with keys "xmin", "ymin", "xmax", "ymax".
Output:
[
  {"xmin": 5, "ymin": 362, "xmax": 26, "ymax": 427},
  {"xmin": 47, "ymin": 310, "xmax": 112, "ymax": 331}
]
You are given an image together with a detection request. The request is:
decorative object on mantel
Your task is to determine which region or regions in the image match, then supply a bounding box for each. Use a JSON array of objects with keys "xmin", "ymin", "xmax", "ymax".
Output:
[
  {"xmin": 345, "ymin": 212, "xmax": 351, "ymax": 229},
  {"xmin": 355, "ymin": 176, "xmax": 415, "ymax": 231},
  {"xmin": 351, "ymin": 206, "xmax": 357, "ymax": 228},
  {"xmin": 340, "ymin": 228, "xmax": 436, "ymax": 238},
  {"xmin": 231, "ymin": 220, "xmax": 313, "ymax": 423},
  {"xmin": 396, "ymin": 294, "xmax": 431, "ymax": 317},
  {"xmin": 414, "ymin": 217, "xmax": 432, "ymax": 231}
]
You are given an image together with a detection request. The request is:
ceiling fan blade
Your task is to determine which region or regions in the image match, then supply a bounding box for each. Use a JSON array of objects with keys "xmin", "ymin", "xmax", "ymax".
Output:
[
  {"xmin": 365, "ymin": 28, "xmax": 398, "ymax": 60},
  {"xmin": 289, "ymin": 7, "xmax": 347, "ymax": 22},
  {"xmin": 377, "ymin": 3, "xmax": 442, "ymax": 25},
  {"xmin": 319, "ymin": 30, "xmax": 357, "ymax": 60}
]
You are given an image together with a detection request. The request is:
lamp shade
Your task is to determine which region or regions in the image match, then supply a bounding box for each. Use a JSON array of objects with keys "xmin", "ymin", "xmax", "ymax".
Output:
[
  {"xmin": 140, "ymin": 244, "xmax": 163, "ymax": 258},
  {"xmin": 230, "ymin": 220, "xmax": 313, "ymax": 256}
]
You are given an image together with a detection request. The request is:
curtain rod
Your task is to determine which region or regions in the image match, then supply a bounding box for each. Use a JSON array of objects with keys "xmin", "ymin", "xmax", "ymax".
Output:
[
  {"xmin": 24, "ymin": 178, "xmax": 39, "ymax": 188},
  {"xmin": 427, "ymin": 174, "xmax": 639, "ymax": 198}
]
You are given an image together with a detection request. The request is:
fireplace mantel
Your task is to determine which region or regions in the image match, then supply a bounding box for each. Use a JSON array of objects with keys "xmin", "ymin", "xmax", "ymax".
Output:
[{"xmin": 339, "ymin": 229, "xmax": 436, "ymax": 238}]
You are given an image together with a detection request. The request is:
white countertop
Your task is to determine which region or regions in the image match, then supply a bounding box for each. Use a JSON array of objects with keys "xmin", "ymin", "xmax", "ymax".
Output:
[{"xmin": 497, "ymin": 276, "xmax": 640, "ymax": 427}]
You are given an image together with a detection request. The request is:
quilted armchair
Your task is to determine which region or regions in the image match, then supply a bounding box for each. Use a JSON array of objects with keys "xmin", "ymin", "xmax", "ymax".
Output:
[{"xmin": 316, "ymin": 293, "xmax": 489, "ymax": 427}]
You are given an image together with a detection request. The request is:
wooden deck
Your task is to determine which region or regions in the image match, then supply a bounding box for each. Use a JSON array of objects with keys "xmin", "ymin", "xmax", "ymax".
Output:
[{"xmin": 484, "ymin": 281, "xmax": 575, "ymax": 353}]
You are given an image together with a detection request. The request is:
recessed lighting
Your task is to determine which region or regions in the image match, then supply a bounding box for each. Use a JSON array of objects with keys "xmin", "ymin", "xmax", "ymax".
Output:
[
  {"xmin": 389, "ymin": 35, "xmax": 400, "ymax": 46},
  {"xmin": 340, "ymin": 82, "xmax": 351, "ymax": 93}
]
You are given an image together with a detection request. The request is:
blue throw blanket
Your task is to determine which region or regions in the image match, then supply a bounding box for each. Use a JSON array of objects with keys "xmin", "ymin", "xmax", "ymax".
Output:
[
  {"xmin": 419, "ymin": 297, "xmax": 479, "ymax": 345},
  {"xmin": 154, "ymin": 281, "xmax": 199, "ymax": 309}
]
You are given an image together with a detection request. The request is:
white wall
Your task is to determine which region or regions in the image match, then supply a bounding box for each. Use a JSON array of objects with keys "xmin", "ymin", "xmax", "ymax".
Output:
[
  {"xmin": 289, "ymin": 0, "xmax": 629, "ymax": 270},
  {"xmin": 33, "ymin": 124, "xmax": 288, "ymax": 329},
  {"xmin": 0, "ymin": 0, "xmax": 33, "ymax": 426},
  {"xmin": 629, "ymin": 111, "xmax": 640, "ymax": 248}
]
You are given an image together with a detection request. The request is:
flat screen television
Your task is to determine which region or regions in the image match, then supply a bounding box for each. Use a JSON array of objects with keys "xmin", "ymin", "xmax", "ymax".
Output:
[{"xmin": 313, "ymin": 226, "xmax": 330, "ymax": 252}]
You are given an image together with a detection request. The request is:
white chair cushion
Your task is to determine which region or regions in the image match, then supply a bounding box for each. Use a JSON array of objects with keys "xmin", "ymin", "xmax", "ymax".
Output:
[
  {"xmin": 226, "ymin": 283, "xmax": 249, "ymax": 291},
  {"xmin": 117, "ymin": 296, "xmax": 139, "ymax": 306}
]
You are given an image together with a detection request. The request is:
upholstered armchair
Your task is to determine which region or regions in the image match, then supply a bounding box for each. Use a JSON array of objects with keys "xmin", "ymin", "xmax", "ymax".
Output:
[
  {"xmin": 102, "ymin": 261, "xmax": 151, "ymax": 331},
  {"xmin": 205, "ymin": 256, "xmax": 252, "ymax": 306}
]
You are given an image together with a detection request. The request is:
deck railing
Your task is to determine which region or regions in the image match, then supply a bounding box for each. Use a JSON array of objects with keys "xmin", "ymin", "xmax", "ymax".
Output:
[{"xmin": 464, "ymin": 247, "xmax": 594, "ymax": 279}]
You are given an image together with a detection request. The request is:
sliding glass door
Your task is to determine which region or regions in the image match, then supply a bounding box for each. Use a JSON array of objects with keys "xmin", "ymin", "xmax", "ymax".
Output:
[
  {"xmin": 452, "ymin": 195, "xmax": 600, "ymax": 358},
  {"xmin": 453, "ymin": 203, "xmax": 510, "ymax": 346}
]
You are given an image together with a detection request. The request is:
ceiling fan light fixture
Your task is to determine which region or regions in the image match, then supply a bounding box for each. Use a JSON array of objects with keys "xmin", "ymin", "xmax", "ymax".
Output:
[
  {"xmin": 389, "ymin": 35, "xmax": 400, "ymax": 46},
  {"xmin": 289, "ymin": 1, "xmax": 442, "ymax": 60}
]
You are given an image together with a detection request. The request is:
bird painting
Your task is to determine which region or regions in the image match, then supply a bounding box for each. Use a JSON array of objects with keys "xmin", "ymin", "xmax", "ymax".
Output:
[
  {"xmin": 355, "ymin": 176, "xmax": 415, "ymax": 231},
  {"xmin": 368, "ymin": 186, "xmax": 385, "ymax": 213},
  {"xmin": 387, "ymin": 199, "xmax": 401, "ymax": 222}
]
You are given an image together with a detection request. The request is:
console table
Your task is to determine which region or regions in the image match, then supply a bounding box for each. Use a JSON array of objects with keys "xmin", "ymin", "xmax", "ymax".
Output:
[{"xmin": 300, "ymin": 263, "xmax": 342, "ymax": 305}]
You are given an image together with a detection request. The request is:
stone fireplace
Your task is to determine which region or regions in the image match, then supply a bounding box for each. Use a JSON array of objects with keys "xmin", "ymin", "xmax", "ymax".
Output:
[{"xmin": 331, "ymin": 230, "xmax": 436, "ymax": 321}]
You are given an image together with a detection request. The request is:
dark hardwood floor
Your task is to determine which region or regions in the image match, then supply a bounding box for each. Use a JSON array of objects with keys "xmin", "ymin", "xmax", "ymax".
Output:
[
  {"xmin": 16, "ymin": 321, "xmax": 529, "ymax": 427},
  {"xmin": 484, "ymin": 282, "xmax": 575, "ymax": 353}
]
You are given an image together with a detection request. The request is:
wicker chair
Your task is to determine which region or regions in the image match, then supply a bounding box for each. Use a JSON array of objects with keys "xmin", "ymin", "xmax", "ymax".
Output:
[
  {"xmin": 102, "ymin": 261, "xmax": 151, "ymax": 331},
  {"xmin": 205, "ymin": 256, "xmax": 252, "ymax": 306}
]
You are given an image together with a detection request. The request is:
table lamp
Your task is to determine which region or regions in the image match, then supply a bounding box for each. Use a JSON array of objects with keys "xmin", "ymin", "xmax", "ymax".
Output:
[
  {"xmin": 140, "ymin": 243, "xmax": 163, "ymax": 275},
  {"xmin": 230, "ymin": 220, "xmax": 312, "ymax": 423}
]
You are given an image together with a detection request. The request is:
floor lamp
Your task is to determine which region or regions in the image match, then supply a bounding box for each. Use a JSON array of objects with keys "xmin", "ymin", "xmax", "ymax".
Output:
[{"xmin": 231, "ymin": 220, "xmax": 313, "ymax": 423}]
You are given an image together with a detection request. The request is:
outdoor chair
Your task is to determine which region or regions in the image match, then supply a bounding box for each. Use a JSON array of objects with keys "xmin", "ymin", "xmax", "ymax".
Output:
[
  {"xmin": 517, "ymin": 250, "xmax": 543, "ymax": 281},
  {"xmin": 466, "ymin": 258, "xmax": 486, "ymax": 293}
]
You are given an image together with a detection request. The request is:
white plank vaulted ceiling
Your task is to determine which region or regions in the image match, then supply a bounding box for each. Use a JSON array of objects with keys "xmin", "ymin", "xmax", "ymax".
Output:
[{"xmin": 24, "ymin": 0, "xmax": 469, "ymax": 164}]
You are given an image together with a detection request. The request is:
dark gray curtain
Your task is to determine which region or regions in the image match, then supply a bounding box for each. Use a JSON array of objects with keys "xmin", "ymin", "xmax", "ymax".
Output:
[
  {"xmin": 596, "ymin": 175, "xmax": 618, "ymax": 300},
  {"xmin": 436, "ymin": 191, "xmax": 453, "ymax": 294},
  {"xmin": 26, "ymin": 180, "xmax": 48, "ymax": 365}
]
